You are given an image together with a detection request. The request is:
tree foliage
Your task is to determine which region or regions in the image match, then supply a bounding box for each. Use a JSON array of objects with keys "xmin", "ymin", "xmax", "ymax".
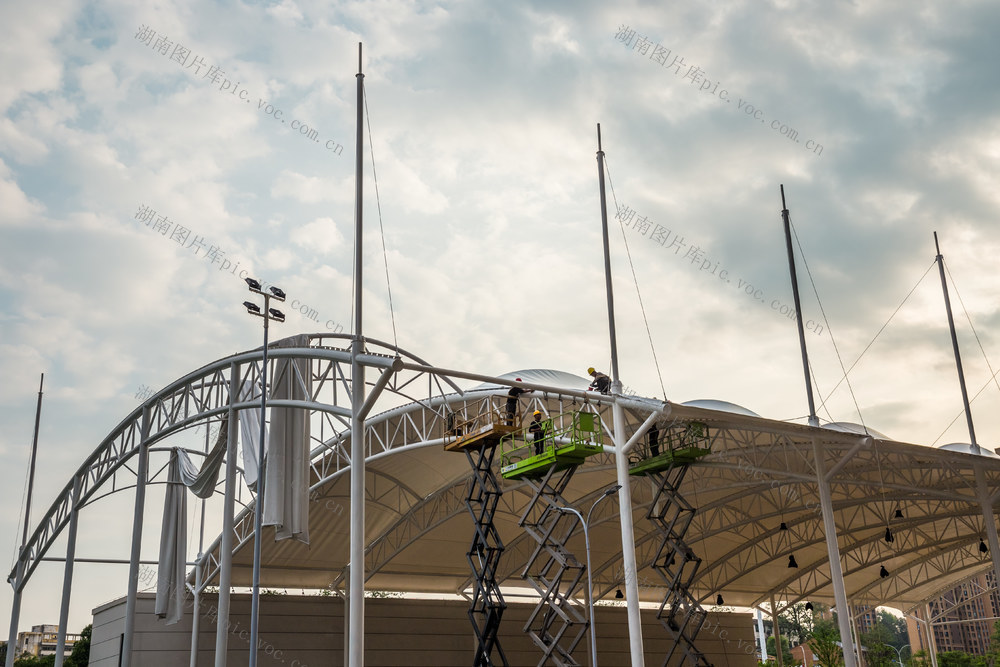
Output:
[
  {"xmin": 863, "ymin": 624, "xmax": 898, "ymax": 667},
  {"xmin": 811, "ymin": 619, "xmax": 844, "ymax": 667},
  {"xmin": 938, "ymin": 652, "xmax": 975, "ymax": 667},
  {"xmin": 767, "ymin": 634, "xmax": 794, "ymax": 666},
  {"xmin": 7, "ymin": 625, "xmax": 90, "ymax": 667}
]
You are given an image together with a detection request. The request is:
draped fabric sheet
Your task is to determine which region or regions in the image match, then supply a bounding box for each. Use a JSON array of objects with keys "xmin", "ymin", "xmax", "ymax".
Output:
[
  {"xmin": 176, "ymin": 417, "xmax": 228, "ymax": 499},
  {"xmin": 158, "ymin": 419, "xmax": 228, "ymax": 622},
  {"xmin": 263, "ymin": 334, "xmax": 312, "ymax": 544},
  {"xmin": 239, "ymin": 377, "xmax": 264, "ymax": 493},
  {"xmin": 155, "ymin": 451, "xmax": 187, "ymax": 625}
]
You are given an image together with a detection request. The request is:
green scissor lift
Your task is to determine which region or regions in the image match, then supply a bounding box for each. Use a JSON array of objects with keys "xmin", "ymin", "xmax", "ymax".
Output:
[
  {"xmin": 499, "ymin": 410, "xmax": 605, "ymax": 666},
  {"xmin": 500, "ymin": 410, "xmax": 604, "ymax": 480},
  {"xmin": 630, "ymin": 420, "xmax": 714, "ymax": 667}
]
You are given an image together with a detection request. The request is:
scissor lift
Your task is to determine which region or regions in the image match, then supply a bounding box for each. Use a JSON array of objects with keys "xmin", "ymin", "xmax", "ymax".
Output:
[
  {"xmin": 630, "ymin": 421, "xmax": 713, "ymax": 667},
  {"xmin": 500, "ymin": 411, "xmax": 605, "ymax": 666},
  {"xmin": 445, "ymin": 400, "xmax": 520, "ymax": 667}
]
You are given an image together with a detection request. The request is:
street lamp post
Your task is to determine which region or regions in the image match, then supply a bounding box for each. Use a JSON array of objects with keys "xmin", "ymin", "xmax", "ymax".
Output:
[
  {"xmin": 243, "ymin": 278, "xmax": 285, "ymax": 667},
  {"xmin": 557, "ymin": 484, "xmax": 622, "ymax": 667},
  {"xmin": 891, "ymin": 644, "xmax": 910, "ymax": 667}
]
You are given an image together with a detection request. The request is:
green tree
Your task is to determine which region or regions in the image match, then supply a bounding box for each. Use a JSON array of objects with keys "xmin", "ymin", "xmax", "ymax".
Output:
[
  {"xmin": 13, "ymin": 653, "xmax": 56, "ymax": 667},
  {"xmin": 983, "ymin": 620, "xmax": 1000, "ymax": 667},
  {"xmin": 66, "ymin": 624, "xmax": 91, "ymax": 667},
  {"xmin": 767, "ymin": 634, "xmax": 794, "ymax": 666},
  {"xmin": 938, "ymin": 652, "xmax": 974, "ymax": 667},
  {"xmin": 907, "ymin": 649, "xmax": 931, "ymax": 667},
  {"xmin": 811, "ymin": 619, "xmax": 844, "ymax": 667},
  {"xmin": 876, "ymin": 609, "xmax": 909, "ymax": 652},
  {"xmin": 779, "ymin": 602, "xmax": 821, "ymax": 646},
  {"xmin": 864, "ymin": 624, "xmax": 898, "ymax": 667}
]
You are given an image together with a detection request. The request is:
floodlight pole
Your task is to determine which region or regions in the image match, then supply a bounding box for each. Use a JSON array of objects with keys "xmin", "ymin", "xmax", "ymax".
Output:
[
  {"xmin": 596, "ymin": 123, "xmax": 645, "ymax": 667},
  {"xmin": 245, "ymin": 283, "xmax": 285, "ymax": 667},
  {"xmin": 349, "ymin": 42, "xmax": 367, "ymax": 667}
]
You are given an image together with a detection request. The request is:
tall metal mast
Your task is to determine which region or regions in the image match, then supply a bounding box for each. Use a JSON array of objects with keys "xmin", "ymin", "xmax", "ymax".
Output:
[
  {"xmin": 934, "ymin": 231, "xmax": 980, "ymax": 454},
  {"xmin": 5, "ymin": 373, "xmax": 44, "ymax": 667},
  {"xmin": 596, "ymin": 123, "xmax": 646, "ymax": 666},
  {"xmin": 935, "ymin": 233, "xmax": 1000, "ymax": 623},
  {"xmin": 349, "ymin": 42, "xmax": 367, "ymax": 667},
  {"xmin": 21, "ymin": 373, "xmax": 44, "ymax": 550},
  {"xmin": 780, "ymin": 185, "xmax": 818, "ymax": 427}
]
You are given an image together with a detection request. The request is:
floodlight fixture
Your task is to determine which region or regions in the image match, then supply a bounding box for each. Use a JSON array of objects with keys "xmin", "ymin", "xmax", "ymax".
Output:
[
  {"xmin": 269, "ymin": 286, "xmax": 286, "ymax": 300},
  {"xmin": 245, "ymin": 277, "xmax": 262, "ymax": 291},
  {"xmin": 243, "ymin": 301, "xmax": 261, "ymax": 314}
]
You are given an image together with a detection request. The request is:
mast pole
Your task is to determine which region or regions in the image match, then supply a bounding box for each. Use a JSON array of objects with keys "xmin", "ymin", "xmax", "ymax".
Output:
[
  {"xmin": 934, "ymin": 231, "xmax": 980, "ymax": 454},
  {"xmin": 597, "ymin": 125, "xmax": 621, "ymax": 384},
  {"xmin": 781, "ymin": 186, "xmax": 819, "ymax": 427},
  {"xmin": 21, "ymin": 373, "xmax": 44, "ymax": 550},
  {"xmin": 6, "ymin": 373, "xmax": 44, "ymax": 667},
  {"xmin": 596, "ymin": 123, "xmax": 646, "ymax": 666},
  {"xmin": 349, "ymin": 41, "xmax": 367, "ymax": 667}
]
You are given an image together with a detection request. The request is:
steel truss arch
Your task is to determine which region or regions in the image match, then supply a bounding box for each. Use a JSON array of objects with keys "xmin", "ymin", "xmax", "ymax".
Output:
[{"xmin": 9, "ymin": 335, "xmax": 451, "ymax": 592}]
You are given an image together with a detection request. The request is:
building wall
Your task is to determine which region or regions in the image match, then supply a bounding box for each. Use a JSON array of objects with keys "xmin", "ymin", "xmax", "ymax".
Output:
[
  {"xmin": 15, "ymin": 624, "xmax": 79, "ymax": 658},
  {"xmin": 903, "ymin": 574, "xmax": 1000, "ymax": 659},
  {"xmin": 928, "ymin": 574, "xmax": 1000, "ymax": 656},
  {"xmin": 91, "ymin": 593, "xmax": 757, "ymax": 667}
]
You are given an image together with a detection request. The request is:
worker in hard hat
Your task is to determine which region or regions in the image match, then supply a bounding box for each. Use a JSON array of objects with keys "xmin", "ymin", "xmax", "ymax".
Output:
[
  {"xmin": 529, "ymin": 410, "xmax": 547, "ymax": 455},
  {"xmin": 504, "ymin": 378, "xmax": 533, "ymax": 426},
  {"xmin": 588, "ymin": 367, "xmax": 611, "ymax": 395}
]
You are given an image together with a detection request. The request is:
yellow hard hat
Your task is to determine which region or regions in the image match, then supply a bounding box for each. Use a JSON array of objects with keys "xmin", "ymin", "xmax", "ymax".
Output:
[
  {"xmin": 533, "ymin": 410, "xmax": 541, "ymax": 416},
  {"xmin": 587, "ymin": 367, "xmax": 595, "ymax": 375}
]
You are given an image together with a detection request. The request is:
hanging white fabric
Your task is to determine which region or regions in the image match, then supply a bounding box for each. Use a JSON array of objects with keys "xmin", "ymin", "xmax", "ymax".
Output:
[
  {"xmin": 238, "ymin": 375, "xmax": 264, "ymax": 492},
  {"xmin": 155, "ymin": 450, "xmax": 187, "ymax": 625},
  {"xmin": 175, "ymin": 417, "xmax": 228, "ymax": 499},
  {"xmin": 263, "ymin": 334, "xmax": 312, "ymax": 544}
]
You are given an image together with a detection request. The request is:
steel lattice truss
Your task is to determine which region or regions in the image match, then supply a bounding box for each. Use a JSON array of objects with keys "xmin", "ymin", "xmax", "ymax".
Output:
[{"xmin": 13, "ymin": 339, "xmax": 1000, "ymax": 625}]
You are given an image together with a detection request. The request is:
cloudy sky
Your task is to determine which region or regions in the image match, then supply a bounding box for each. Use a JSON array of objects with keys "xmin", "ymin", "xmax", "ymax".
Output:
[{"xmin": 2, "ymin": 0, "xmax": 1000, "ymax": 635}]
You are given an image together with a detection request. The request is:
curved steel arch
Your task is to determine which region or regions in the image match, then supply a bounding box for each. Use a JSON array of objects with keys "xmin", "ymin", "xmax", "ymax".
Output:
[
  {"xmin": 193, "ymin": 371, "xmax": 627, "ymax": 591},
  {"xmin": 9, "ymin": 335, "xmax": 452, "ymax": 591}
]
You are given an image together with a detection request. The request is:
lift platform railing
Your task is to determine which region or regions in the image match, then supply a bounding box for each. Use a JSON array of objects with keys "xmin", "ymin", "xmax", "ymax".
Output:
[
  {"xmin": 629, "ymin": 421, "xmax": 712, "ymax": 476},
  {"xmin": 498, "ymin": 410, "xmax": 605, "ymax": 479}
]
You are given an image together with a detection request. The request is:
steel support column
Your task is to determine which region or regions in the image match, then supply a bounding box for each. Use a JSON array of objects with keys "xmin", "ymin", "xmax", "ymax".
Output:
[
  {"xmin": 214, "ymin": 362, "xmax": 240, "ymax": 666},
  {"xmin": 613, "ymin": 393, "xmax": 646, "ymax": 667},
  {"xmin": 771, "ymin": 594, "xmax": 784, "ymax": 667},
  {"xmin": 122, "ymin": 406, "xmax": 151, "ymax": 667},
  {"xmin": 925, "ymin": 604, "xmax": 939, "ymax": 667},
  {"xmin": 975, "ymin": 468, "xmax": 1000, "ymax": 590},
  {"xmin": 54, "ymin": 476, "xmax": 82, "ymax": 667},
  {"xmin": 812, "ymin": 437, "xmax": 858, "ymax": 667},
  {"xmin": 189, "ymin": 559, "xmax": 201, "ymax": 667},
  {"xmin": 5, "ymin": 562, "xmax": 24, "ymax": 667}
]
